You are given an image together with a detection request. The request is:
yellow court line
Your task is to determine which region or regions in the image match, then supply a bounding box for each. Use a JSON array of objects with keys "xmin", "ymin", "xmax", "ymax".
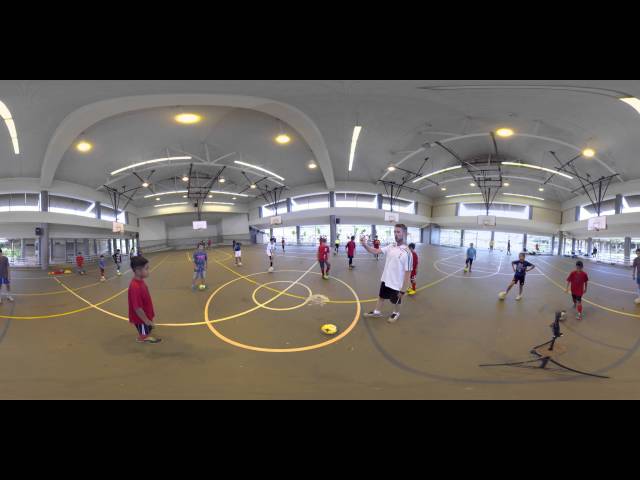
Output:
[{"xmin": 0, "ymin": 256, "xmax": 169, "ymax": 320}]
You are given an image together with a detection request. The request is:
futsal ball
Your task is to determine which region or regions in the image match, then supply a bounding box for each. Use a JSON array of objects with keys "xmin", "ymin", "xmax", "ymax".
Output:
[
  {"xmin": 117, "ymin": 271, "xmax": 122, "ymax": 276},
  {"xmin": 464, "ymin": 268, "xmax": 469, "ymax": 273},
  {"xmin": 498, "ymin": 292, "xmax": 507, "ymax": 300},
  {"xmin": 268, "ymin": 267, "xmax": 274, "ymax": 273},
  {"xmin": 199, "ymin": 284, "xmax": 207, "ymax": 291},
  {"xmin": 635, "ymin": 298, "xmax": 640, "ymax": 305},
  {"xmin": 321, "ymin": 324, "xmax": 338, "ymax": 335},
  {"xmin": 238, "ymin": 262, "xmax": 242, "ymax": 266}
]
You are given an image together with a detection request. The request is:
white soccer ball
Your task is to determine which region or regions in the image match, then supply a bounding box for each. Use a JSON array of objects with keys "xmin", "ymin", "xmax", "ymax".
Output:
[
  {"xmin": 238, "ymin": 262, "xmax": 243, "ymax": 266},
  {"xmin": 498, "ymin": 292, "xmax": 507, "ymax": 300},
  {"xmin": 635, "ymin": 298, "xmax": 640, "ymax": 305},
  {"xmin": 268, "ymin": 267, "xmax": 274, "ymax": 273}
]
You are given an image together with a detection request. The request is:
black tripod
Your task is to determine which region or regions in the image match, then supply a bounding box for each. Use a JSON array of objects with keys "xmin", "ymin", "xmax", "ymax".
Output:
[{"xmin": 480, "ymin": 311, "xmax": 609, "ymax": 379}]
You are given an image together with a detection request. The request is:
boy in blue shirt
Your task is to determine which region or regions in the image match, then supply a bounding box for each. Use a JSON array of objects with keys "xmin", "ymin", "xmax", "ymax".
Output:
[
  {"xmin": 234, "ymin": 241, "xmax": 243, "ymax": 266},
  {"xmin": 99, "ymin": 254, "xmax": 106, "ymax": 282},
  {"xmin": 192, "ymin": 244, "xmax": 208, "ymax": 291},
  {"xmin": 500, "ymin": 252, "xmax": 535, "ymax": 301},
  {"xmin": 465, "ymin": 243, "xmax": 477, "ymax": 273}
]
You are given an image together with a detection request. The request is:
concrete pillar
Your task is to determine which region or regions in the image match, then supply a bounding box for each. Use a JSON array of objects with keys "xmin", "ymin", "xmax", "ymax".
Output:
[
  {"xmin": 625, "ymin": 237, "xmax": 632, "ymax": 264},
  {"xmin": 329, "ymin": 192, "xmax": 335, "ymax": 208},
  {"xmin": 40, "ymin": 191, "xmax": 49, "ymax": 212},
  {"xmin": 95, "ymin": 201, "xmax": 101, "ymax": 220},
  {"xmin": 523, "ymin": 233, "xmax": 528, "ymax": 251},
  {"xmin": 330, "ymin": 215, "xmax": 337, "ymax": 244},
  {"xmin": 571, "ymin": 238, "xmax": 576, "ymax": 254},
  {"xmin": 371, "ymin": 224, "xmax": 377, "ymax": 240},
  {"xmin": 376, "ymin": 194, "xmax": 383, "ymax": 210},
  {"xmin": 615, "ymin": 194, "xmax": 624, "ymax": 215},
  {"xmin": 529, "ymin": 206, "xmax": 534, "ymax": 220},
  {"xmin": 39, "ymin": 223, "xmax": 49, "ymax": 270},
  {"xmin": 455, "ymin": 203, "xmax": 461, "ymax": 216},
  {"xmin": 575, "ymin": 206, "xmax": 581, "ymax": 222},
  {"xmin": 125, "ymin": 211, "xmax": 130, "ymax": 225},
  {"xmin": 558, "ymin": 232, "xmax": 564, "ymax": 256},
  {"xmin": 551, "ymin": 235, "xmax": 556, "ymax": 255},
  {"xmin": 84, "ymin": 239, "xmax": 90, "ymax": 257},
  {"xmin": 296, "ymin": 225, "xmax": 301, "ymax": 245},
  {"xmin": 269, "ymin": 228, "xmax": 273, "ymax": 239},
  {"xmin": 460, "ymin": 229, "xmax": 465, "ymax": 247},
  {"xmin": 286, "ymin": 197, "xmax": 292, "ymax": 213},
  {"xmin": 587, "ymin": 238, "xmax": 593, "ymax": 256}
]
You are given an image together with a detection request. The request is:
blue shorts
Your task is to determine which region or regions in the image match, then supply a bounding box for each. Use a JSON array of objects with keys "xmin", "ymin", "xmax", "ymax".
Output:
[
  {"xmin": 0, "ymin": 277, "xmax": 9, "ymax": 285},
  {"xmin": 193, "ymin": 267, "xmax": 206, "ymax": 279},
  {"xmin": 637, "ymin": 276, "xmax": 640, "ymax": 286},
  {"xmin": 513, "ymin": 274, "xmax": 526, "ymax": 285}
]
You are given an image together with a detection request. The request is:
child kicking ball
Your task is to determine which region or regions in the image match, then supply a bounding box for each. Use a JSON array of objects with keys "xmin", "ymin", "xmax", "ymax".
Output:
[
  {"xmin": 407, "ymin": 243, "xmax": 419, "ymax": 295},
  {"xmin": 499, "ymin": 252, "xmax": 535, "ymax": 301},
  {"xmin": 566, "ymin": 260, "xmax": 589, "ymax": 320}
]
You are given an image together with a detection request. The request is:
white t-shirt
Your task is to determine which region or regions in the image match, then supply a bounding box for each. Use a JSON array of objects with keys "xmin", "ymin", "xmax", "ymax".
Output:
[
  {"xmin": 380, "ymin": 244, "xmax": 413, "ymax": 292},
  {"xmin": 266, "ymin": 243, "xmax": 276, "ymax": 256}
]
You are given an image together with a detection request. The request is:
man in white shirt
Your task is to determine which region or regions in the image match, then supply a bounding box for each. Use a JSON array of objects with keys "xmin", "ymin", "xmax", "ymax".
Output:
[
  {"xmin": 266, "ymin": 237, "xmax": 277, "ymax": 271},
  {"xmin": 360, "ymin": 224, "xmax": 413, "ymax": 323}
]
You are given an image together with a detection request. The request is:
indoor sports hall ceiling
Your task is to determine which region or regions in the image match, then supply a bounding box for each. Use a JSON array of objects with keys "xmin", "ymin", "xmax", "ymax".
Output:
[{"xmin": 1, "ymin": 80, "xmax": 640, "ymax": 205}]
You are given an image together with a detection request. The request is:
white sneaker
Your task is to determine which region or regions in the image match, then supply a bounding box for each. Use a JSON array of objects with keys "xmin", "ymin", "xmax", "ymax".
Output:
[
  {"xmin": 364, "ymin": 311, "xmax": 383, "ymax": 318},
  {"xmin": 516, "ymin": 295, "xmax": 523, "ymax": 301},
  {"xmin": 388, "ymin": 312, "xmax": 400, "ymax": 324},
  {"xmin": 7, "ymin": 296, "xmax": 14, "ymax": 302}
]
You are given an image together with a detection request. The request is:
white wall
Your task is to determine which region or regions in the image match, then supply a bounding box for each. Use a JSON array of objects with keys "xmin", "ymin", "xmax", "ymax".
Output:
[
  {"xmin": 139, "ymin": 217, "xmax": 167, "ymax": 243},
  {"xmin": 168, "ymin": 224, "xmax": 218, "ymax": 240}
]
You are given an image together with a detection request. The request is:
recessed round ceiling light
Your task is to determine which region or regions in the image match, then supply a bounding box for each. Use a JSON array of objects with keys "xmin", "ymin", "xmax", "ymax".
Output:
[
  {"xmin": 175, "ymin": 113, "xmax": 202, "ymax": 124},
  {"xmin": 503, "ymin": 182, "xmax": 510, "ymax": 187},
  {"xmin": 387, "ymin": 165, "xmax": 397, "ymax": 172},
  {"xmin": 142, "ymin": 182, "xmax": 149, "ymax": 188},
  {"xmin": 155, "ymin": 197, "xmax": 160, "ymax": 201},
  {"xmin": 308, "ymin": 161, "xmax": 317, "ymax": 169},
  {"xmin": 538, "ymin": 187, "xmax": 545, "ymax": 192},
  {"xmin": 441, "ymin": 187, "xmax": 447, "ymax": 191},
  {"xmin": 232, "ymin": 197, "xmax": 237, "ymax": 200},
  {"xmin": 582, "ymin": 148, "xmax": 596, "ymax": 158},
  {"xmin": 183, "ymin": 195, "xmax": 188, "ymax": 198},
  {"xmin": 275, "ymin": 134, "xmax": 291, "ymax": 144},
  {"xmin": 219, "ymin": 177, "xmax": 226, "ymax": 183},
  {"xmin": 496, "ymin": 128, "xmax": 514, "ymax": 138},
  {"xmin": 250, "ymin": 184, "xmax": 257, "ymax": 189},
  {"xmin": 470, "ymin": 182, "xmax": 476, "ymax": 187},
  {"xmin": 76, "ymin": 141, "xmax": 93, "ymax": 153},
  {"xmin": 182, "ymin": 176, "xmax": 189, "ymax": 182},
  {"xmin": 208, "ymin": 195, "xmax": 213, "ymax": 198}
]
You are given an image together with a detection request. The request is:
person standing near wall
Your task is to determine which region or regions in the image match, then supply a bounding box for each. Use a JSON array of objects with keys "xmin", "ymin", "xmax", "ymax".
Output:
[{"xmin": 0, "ymin": 249, "xmax": 14, "ymax": 304}]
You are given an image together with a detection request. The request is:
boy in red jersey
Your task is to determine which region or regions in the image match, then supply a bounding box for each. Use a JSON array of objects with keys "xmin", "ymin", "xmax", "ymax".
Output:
[
  {"xmin": 373, "ymin": 236, "xmax": 381, "ymax": 260},
  {"xmin": 566, "ymin": 260, "xmax": 589, "ymax": 320},
  {"xmin": 407, "ymin": 243, "xmax": 419, "ymax": 295},
  {"xmin": 317, "ymin": 237, "xmax": 331, "ymax": 280},
  {"xmin": 128, "ymin": 256, "xmax": 161, "ymax": 344},
  {"xmin": 76, "ymin": 252, "xmax": 86, "ymax": 275},
  {"xmin": 346, "ymin": 236, "xmax": 357, "ymax": 269}
]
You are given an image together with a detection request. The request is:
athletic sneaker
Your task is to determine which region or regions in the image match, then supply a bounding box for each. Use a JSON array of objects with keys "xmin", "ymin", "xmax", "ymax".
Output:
[
  {"xmin": 323, "ymin": 275, "xmax": 329, "ymax": 280},
  {"xmin": 388, "ymin": 312, "xmax": 400, "ymax": 323},
  {"xmin": 516, "ymin": 295, "xmax": 523, "ymax": 301},
  {"xmin": 364, "ymin": 311, "xmax": 383, "ymax": 318},
  {"xmin": 137, "ymin": 336, "xmax": 162, "ymax": 344},
  {"xmin": 407, "ymin": 289, "xmax": 416, "ymax": 295}
]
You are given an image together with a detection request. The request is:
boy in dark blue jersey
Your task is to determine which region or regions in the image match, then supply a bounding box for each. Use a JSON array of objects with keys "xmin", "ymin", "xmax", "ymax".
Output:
[
  {"xmin": 191, "ymin": 244, "xmax": 208, "ymax": 291},
  {"xmin": 500, "ymin": 252, "xmax": 535, "ymax": 301}
]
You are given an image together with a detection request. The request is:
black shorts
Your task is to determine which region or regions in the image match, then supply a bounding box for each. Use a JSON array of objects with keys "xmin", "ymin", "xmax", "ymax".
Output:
[
  {"xmin": 513, "ymin": 275, "xmax": 526, "ymax": 285},
  {"xmin": 379, "ymin": 282, "xmax": 402, "ymax": 304},
  {"xmin": 466, "ymin": 258, "xmax": 474, "ymax": 266},
  {"xmin": 135, "ymin": 323, "xmax": 153, "ymax": 336},
  {"xmin": 572, "ymin": 294, "xmax": 582, "ymax": 303}
]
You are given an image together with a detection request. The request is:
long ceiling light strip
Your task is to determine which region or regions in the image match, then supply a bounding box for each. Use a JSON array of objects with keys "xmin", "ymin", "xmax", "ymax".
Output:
[
  {"xmin": 204, "ymin": 202, "xmax": 235, "ymax": 206},
  {"xmin": 234, "ymin": 160, "xmax": 285, "ymax": 181},
  {"xmin": 348, "ymin": 126, "xmax": 363, "ymax": 172},
  {"xmin": 154, "ymin": 202, "xmax": 189, "ymax": 208},
  {"xmin": 621, "ymin": 97, "xmax": 640, "ymax": 115},
  {"xmin": 111, "ymin": 156, "xmax": 192, "ymax": 176},
  {"xmin": 503, "ymin": 193, "xmax": 545, "ymax": 201},
  {"xmin": 144, "ymin": 190, "xmax": 188, "ymax": 199},
  {"xmin": 413, "ymin": 165, "xmax": 463, "ymax": 183},
  {"xmin": 445, "ymin": 193, "xmax": 483, "ymax": 198},
  {"xmin": 209, "ymin": 190, "xmax": 249, "ymax": 197},
  {"xmin": 501, "ymin": 161, "xmax": 573, "ymax": 180},
  {"xmin": 0, "ymin": 100, "xmax": 19, "ymax": 154}
]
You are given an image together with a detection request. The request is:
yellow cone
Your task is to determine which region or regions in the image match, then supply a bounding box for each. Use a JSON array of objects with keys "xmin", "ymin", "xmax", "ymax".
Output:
[{"xmin": 321, "ymin": 324, "xmax": 338, "ymax": 335}]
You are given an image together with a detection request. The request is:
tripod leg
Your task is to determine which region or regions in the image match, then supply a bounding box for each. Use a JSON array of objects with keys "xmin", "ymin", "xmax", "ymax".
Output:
[{"xmin": 548, "ymin": 360, "xmax": 610, "ymax": 379}]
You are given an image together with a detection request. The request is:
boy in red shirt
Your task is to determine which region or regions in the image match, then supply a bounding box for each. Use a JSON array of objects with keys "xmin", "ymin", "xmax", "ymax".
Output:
[
  {"xmin": 566, "ymin": 260, "xmax": 589, "ymax": 320},
  {"xmin": 128, "ymin": 256, "xmax": 161, "ymax": 344},
  {"xmin": 407, "ymin": 243, "xmax": 419, "ymax": 295},
  {"xmin": 76, "ymin": 252, "xmax": 86, "ymax": 275},
  {"xmin": 317, "ymin": 237, "xmax": 331, "ymax": 280},
  {"xmin": 373, "ymin": 236, "xmax": 381, "ymax": 261},
  {"xmin": 346, "ymin": 236, "xmax": 357, "ymax": 269}
]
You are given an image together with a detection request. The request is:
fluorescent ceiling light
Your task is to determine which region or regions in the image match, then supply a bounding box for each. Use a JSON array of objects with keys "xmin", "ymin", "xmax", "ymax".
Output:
[
  {"xmin": 210, "ymin": 190, "xmax": 249, "ymax": 197},
  {"xmin": 76, "ymin": 141, "xmax": 93, "ymax": 153},
  {"xmin": 275, "ymin": 134, "xmax": 291, "ymax": 145},
  {"xmin": 154, "ymin": 202, "xmax": 189, "ymax": 208},
  {"xmin": 204, "ymin": 201, "xmax": 235, "ymax": 206},
  {"xmin": 504, "ymin": 193, "xmax": 544, "ymax": 201},
  {"xmin": 501, "ymin": 162, "xmax": 573, "ymax": 180},
  {"xmin": 445, "ymin": 193, "xmax": 483, "ymax": 198},
  {"xmin": 496, "ymin": 128, "xmax": 514, "ymax": 138},
  {"xmin": 234, "ymin": 160, "xmax": 285, "ymax": 181},
  {"xmin": 175, "ymin": 113, "xmax": 202, "ymax": 124},
  {"xmin": 621, "ymin": 97, "xmax": 640, "ymax": 115},
  {"xmin": 582, "ymin": 148, "xmax": 596, "ymax": 158},
  {"xmin": 110, "ymin": 156, "xmax": 192, "ymax": 176},
  {"xmin": 413, "ymin": 165, "xmax": 463, "ymax": 183},
  {"xmin": 0, "ymin": 101, "xmax": 19, "ymax": 154},
  {"xmin": 144, "ymin": 190, "xmax": 187, "ymax": 199},
  {"xmin": 348, "ymin": 126, "xmax": 363, "ymax": 172}
]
